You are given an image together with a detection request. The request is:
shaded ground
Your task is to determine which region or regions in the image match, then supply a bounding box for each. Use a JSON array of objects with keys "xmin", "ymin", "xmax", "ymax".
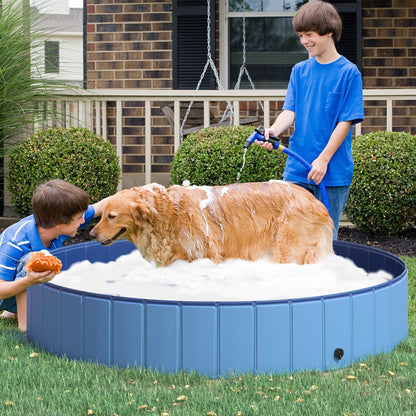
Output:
[
  {"xmin": 337, "ymin": 227, "xmax": 416, "ymax": 257},
  {"xmin": 65, "ymin": 227, "xmax": 416, "ymax": 257}
]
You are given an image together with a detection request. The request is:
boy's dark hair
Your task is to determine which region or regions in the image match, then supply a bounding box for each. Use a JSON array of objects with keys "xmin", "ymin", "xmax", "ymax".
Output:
[
  {"xmin": 32, "ymin": 179, "xmax": 90, "ymax": 228},
  {"xmin": 293, "ymin": 0, "xmax": 342, "ymax": 42}
]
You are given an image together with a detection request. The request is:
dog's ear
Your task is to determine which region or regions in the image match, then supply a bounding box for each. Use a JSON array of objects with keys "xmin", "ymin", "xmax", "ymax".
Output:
[
  {"xmin": 130, "ymin": 185, "xmax": 169, "ymax": 224},
  {"xmin": 130, "ymin": 195, "xmax": 158, "ymax": 224}
]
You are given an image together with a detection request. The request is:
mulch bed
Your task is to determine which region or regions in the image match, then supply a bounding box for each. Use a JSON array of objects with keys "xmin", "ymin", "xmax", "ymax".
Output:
[{"xmin": 337, "ymin": 227, "xmax": 416, "ymax": 258}]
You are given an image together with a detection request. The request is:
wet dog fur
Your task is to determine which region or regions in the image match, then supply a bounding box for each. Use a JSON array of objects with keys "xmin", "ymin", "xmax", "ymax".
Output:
[{"xmin": 90, "ymin": 181, "xmax": 334, "ymax": 266}]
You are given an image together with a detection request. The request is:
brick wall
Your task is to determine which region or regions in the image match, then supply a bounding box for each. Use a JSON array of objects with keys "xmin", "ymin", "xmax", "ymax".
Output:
[
  {"xmin": 86, "ymin": 0, "xmax": 172, "ymax": 90},
  {"xmin": 86, "ymin": 0, "xmax": 174, "ymax": 185},
  {"xmin": 86, "ymin": 1, "xmax": 416, "ymax": 185},
  {"xmin": 362, "ymin": 0, "xmax": 416, "ymax": 134}
]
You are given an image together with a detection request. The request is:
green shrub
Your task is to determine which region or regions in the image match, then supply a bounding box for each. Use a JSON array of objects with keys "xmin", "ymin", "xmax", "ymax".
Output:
[
  {"xmin": 8, "ymin": 127, "xmax": 121, "ymax": 217},
  {"xmin": 170, "ymin": 125, "xmax": 287, "ymax": 186},
  {"xmin": 345, "ymin": 131, "xmax": 416, "ymax": 235}
]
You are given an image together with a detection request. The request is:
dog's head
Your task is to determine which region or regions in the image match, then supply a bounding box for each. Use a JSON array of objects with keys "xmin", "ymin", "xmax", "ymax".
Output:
[{"xmin": 90, "ymin": 184, "xmax": 167, "ymax": 246}]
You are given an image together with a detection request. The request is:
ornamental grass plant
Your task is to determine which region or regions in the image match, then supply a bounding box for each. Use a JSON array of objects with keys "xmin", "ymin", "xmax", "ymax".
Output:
[
  {"xmin": 0, "ymin": 1, "xmax": 74, "ymax": 212},
  {"xmin": 0, "ymin": 1, "xmax": 69, "ymax": 151}
]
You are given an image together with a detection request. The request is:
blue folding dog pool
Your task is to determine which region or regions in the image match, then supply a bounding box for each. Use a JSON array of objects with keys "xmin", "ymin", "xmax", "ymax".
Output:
[{"xmin": 27, "ymin": 240, "xmax": 408, "ymax": 378}]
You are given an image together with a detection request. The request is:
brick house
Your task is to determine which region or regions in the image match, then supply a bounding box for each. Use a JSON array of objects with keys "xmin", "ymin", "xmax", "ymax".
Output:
[{"xmin": 84, "ymin": 0, "xmax": 416, "ymax": 187}]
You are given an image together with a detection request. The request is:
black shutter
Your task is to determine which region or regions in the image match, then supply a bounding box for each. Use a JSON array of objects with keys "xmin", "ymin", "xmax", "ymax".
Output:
[
  {"xmin": 173, "ymin": 0, "xmax": 216, "ymax": 89},
  {"xmin": 329, "ymin": 0, "xmax": 362, "ymax": 71}
]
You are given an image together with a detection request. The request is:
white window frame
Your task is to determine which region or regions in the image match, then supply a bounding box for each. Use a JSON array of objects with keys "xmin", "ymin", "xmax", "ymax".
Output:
[{"xmin": 219, "ymin": 1, "xmax": 298, "ymax": 89}]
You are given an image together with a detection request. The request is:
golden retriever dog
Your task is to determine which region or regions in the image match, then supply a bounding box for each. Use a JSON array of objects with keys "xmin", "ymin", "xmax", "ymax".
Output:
[{"xmin": 90, "ymin": 181, "xmax": 334, "ymax": 266}]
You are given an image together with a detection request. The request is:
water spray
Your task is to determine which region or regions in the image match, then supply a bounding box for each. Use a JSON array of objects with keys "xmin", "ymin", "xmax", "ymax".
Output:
[{"xmin": 243, "ymin": 126, "xmax": 331, "ymax": 216}]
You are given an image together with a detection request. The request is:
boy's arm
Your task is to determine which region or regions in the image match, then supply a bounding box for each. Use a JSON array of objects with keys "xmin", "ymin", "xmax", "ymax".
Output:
[
  {"xmin": 268, "ymin": 110, "xmax": 295, "ymax": 137},
  {"xmin": 91, "ymin": 195, "xmax": 113, "ymax": 218},
  {"xmin": 308, "ymin": 121, "xmax": 352, "ymax": 185},
  {"xmin": 79, "ymin": 195, "xmax": 113, "ymax": 230},
  {"xmin": 256, "ymin": 110, "xmax": 295, "ymax": 149},
  {"xmin": 0, "ymin": 269, "xmax": 55, "ymax": 300}
]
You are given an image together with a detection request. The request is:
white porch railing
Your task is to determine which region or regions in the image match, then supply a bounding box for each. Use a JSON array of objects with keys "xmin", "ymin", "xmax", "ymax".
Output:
[{"xmin": 34, "ymin": 88, "xmax": 416, "ymax": 185}]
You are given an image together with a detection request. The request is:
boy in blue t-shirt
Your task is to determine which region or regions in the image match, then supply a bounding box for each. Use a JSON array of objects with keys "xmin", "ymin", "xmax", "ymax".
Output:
[
  {"xmin": 0, "ymin": 179, "xmax": 109, "ymax": 331},
  {"xmin": 257, "ymin": 0, "xmax": 364, "ymax": 237}
]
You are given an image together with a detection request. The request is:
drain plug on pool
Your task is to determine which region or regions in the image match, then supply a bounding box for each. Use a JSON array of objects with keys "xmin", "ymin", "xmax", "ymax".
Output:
[{"xmin": 334, "ymin": 348, "xmax": 344, "ymax": 360}]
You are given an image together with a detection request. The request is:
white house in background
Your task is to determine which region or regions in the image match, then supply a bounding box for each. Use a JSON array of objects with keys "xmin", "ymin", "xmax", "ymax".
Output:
[{"xmin": 31, "ymin": 0, "xmax": 83, "ymax": 87}]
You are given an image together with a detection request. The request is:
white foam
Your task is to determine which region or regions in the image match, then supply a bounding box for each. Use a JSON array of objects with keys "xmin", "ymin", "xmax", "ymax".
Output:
[
  {"xmin": 220, "ymin": 187, "xmax": 230, "ymax": 196},
  {"xmin": 54, "ymin": 251, "xmax": 393, "ymax": 302}
]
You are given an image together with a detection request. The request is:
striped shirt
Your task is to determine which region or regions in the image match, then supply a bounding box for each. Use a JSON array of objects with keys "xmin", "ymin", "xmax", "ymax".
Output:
[{"xmin": 0, "ymin": 205, "xmax": 95, "ymax": 282}]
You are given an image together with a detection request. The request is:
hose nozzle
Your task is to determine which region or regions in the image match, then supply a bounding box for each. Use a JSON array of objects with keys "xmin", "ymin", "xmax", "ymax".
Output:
[
  {"xmin": 244, "ymin": 126, "xmax": 281, "ymax": 149},
  {"xmin": 244, "ymin": 130, "xmax": 260, "ymax": 148}
]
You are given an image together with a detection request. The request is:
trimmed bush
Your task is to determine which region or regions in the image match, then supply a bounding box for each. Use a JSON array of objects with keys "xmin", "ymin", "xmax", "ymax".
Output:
[
  {"xmin": 8, "ymin": 127, "xmax": 121, "ymax": 217},
  {"xmin": 345, "ymin": 131, "xmax": 416, "ymax": 235},
  {"xmin": 170, "ymin": 125, "xmax": 287, "ymax": 186}
]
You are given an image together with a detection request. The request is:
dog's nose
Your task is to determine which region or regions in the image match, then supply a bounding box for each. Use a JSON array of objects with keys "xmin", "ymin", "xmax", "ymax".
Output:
[{"xmin": 89, "ymin": 229, "xmax": 97, "ymax": 239}]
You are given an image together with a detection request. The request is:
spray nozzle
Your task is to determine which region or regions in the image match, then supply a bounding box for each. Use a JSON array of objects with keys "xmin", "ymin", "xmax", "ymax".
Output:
[{"xmin": 244, "ymin": 126, "xmax": 281, "ymax": 149}]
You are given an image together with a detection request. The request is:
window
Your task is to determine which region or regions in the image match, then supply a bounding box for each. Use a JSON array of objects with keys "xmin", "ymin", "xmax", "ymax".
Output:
[
  {"xmin": 44, "ymin": 41, "xmax": 59, "ymax": 74},
  {"xmin": 223, "ymin": 1, "xmax": 308, "ymax": 89},
  {"xmin": 329, "ymin": 1, "xmax": 362, "ymax": 71},
  {"xmin": 173, "ymin": 0, "xmax": 216, "ymax": 89},
  {"xmin": 222, "ymin": 0, "xmax": 361, "ymax": 89},
  {"xmin": 174, "ymin": 1, "xmax": 361, "ymax": 90}
]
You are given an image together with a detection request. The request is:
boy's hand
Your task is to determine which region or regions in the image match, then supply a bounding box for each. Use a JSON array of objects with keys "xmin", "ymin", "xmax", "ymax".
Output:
[
  {"xmin": 255, "ymin": 128, "xmax": 275, "ymax": 150},
  {"xmin": 26, "ymin": 269, "xmax": 56, "ymax": 285},
  {"xmin": 254, "ymin": 139, "xmax": 274, "ymax": 150},
  {"xmin": 308, "ymin": 158, "xmax": 328, "ymax": 185}
]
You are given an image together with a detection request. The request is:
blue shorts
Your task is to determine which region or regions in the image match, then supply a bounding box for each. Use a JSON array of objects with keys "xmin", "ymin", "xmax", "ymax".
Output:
[{"xmin": 0, "ymin": 252, "xmax": 32, "ymax": 314}]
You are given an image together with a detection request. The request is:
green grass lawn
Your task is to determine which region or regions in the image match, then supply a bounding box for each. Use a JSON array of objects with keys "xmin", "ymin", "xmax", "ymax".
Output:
[{"xmin": 1, "ymin": 257, "xmax": 415, "ymax": 416}]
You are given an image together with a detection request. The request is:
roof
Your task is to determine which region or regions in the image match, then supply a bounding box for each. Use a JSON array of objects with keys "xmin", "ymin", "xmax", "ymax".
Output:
[{"xmin": 31, "ymin": 7, "xmax": 82, "ymax": 33}]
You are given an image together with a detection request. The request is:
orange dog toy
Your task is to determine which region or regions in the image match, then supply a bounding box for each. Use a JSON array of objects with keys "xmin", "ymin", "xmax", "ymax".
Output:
[{"xmin": 26, "ymin": 252, "xmax": 62, "ymax": 274}]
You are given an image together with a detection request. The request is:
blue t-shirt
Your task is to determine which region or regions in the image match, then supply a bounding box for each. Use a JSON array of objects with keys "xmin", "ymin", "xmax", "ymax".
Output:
[
  {"xmin": 0, "ymin": 205, "xmax": 95, "ymax": 282},
  {"xmin": 283, "ymin": 56, "xmax": 364, "ymax": 186}
]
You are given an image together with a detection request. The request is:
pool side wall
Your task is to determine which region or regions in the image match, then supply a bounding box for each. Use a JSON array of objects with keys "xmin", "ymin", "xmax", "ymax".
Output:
[{"xmin": 27, "ymin": 240, "xmax": 408, "ymax": 378}]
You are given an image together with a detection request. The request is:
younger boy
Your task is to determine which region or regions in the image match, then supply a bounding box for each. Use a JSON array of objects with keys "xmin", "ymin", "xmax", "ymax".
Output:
[
  {"xmin": 257, "ymin": 0, "xmax": 364, "ymax": 237},
  {"xmin": 0, "ymin": 179, "xmax": 109, "ymax": 331}
]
